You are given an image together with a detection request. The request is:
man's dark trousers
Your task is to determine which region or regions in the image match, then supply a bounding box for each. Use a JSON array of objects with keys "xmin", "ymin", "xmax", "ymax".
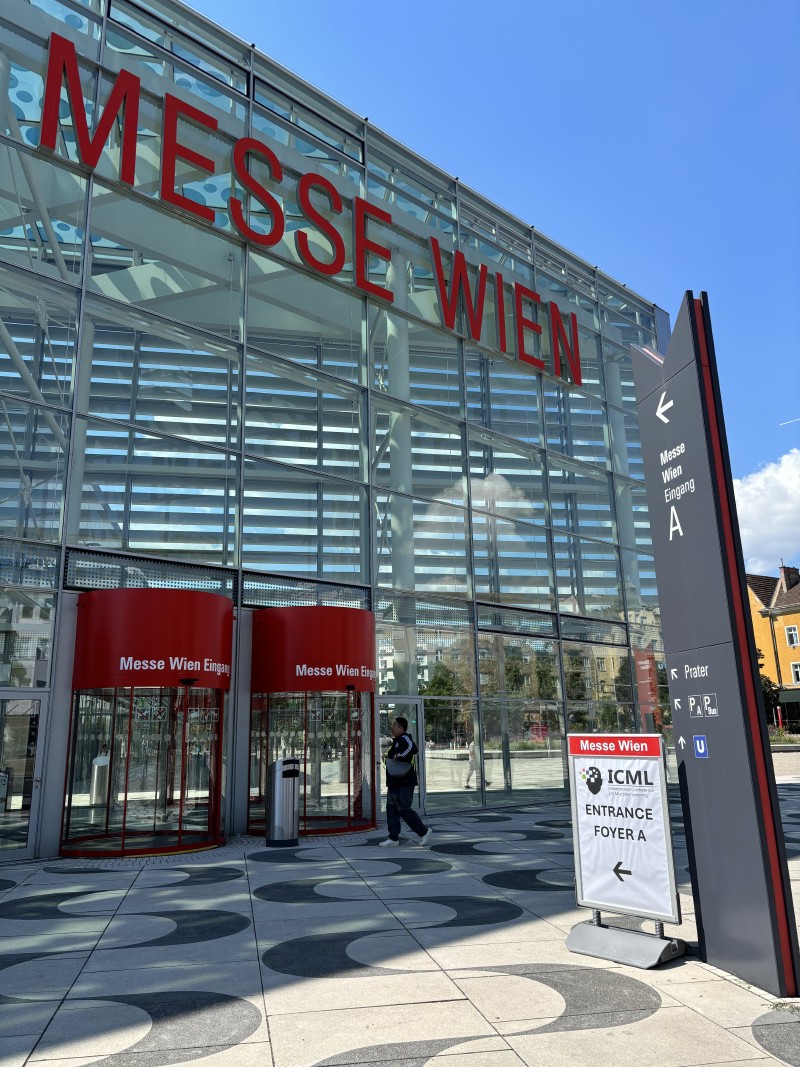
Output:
[{"xmin": 386, "ymin": 784, "xmax": 427, "ymax": 840}]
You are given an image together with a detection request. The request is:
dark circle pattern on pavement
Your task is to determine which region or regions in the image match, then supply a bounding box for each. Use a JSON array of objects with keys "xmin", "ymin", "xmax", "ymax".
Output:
[
  {"xmin": 482, "ymin": 868, "xmax": 574, "ymax": 892},
  {"xmin": 752, "ymin": 1011, "xmax": 800, "ymax": 1065}
]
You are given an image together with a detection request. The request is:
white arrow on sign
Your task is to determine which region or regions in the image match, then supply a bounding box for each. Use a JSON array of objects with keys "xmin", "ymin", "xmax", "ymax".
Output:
[
  {"xmin": 670, "ymin": 668, "xmax": 678, "ymax": 680},
  {"xmin": 656, "ymin": 392, "xmax": 674, "ymax": 423},
  {"xmin": 678, "ymin": 736, "xmax": 686, "ymax": 749},
  {"xmin": 673, "ymin": 698, "xmax": 682, "ymax": 711}
]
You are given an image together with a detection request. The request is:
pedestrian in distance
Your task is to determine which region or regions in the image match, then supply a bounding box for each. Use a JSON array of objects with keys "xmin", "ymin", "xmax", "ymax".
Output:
[{"xmin": 379, "ymin": 717, "xmax": 432, "ymax": 848}]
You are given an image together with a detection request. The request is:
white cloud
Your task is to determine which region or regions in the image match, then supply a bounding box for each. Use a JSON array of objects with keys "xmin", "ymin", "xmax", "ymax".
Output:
[{"xmin": 733, "ymin": 449, "xmax": 800, "ymax": 574}]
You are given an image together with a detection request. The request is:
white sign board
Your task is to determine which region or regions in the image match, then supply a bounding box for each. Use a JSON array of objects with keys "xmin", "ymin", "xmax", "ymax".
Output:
[{"xmin": 568, "ymin": 733, "xmax": 680, "ymax": 924}]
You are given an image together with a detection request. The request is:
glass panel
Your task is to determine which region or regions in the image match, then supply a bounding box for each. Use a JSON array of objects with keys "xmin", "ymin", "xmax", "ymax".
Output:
[
  {"xmin": 421, "ymin": 698, "xmax": 481, "ymax": 812},
  {"xmin": 615, "ymin": 478, "xmax": 651, "ymax": 551},
  {"xmin": 0, "ymin": 19, "xmax": 98, "ymax": 150},
  {"xmin": 371, "ymin": 306, "xmax": 462, "ymax": 415},
  {"xmin": 372, "ymin": 399, "xmax": 465, "ymax": 505},
  {"xmin": 544, "ymin": 384, "xmax": 610, "ymax": 468},
  {"xmin": 468, "ymin": 426, "xmax": 547, "ymax": 526},
  {"xmin": 245, "ymin": 351, "xmax": 363, "ymax": 481},
  {"xmin": 621, "ymin": 548, "xmax": 661, "ymax": 629},
  {"xmin": 0, "ymin": 265, "xmax": 78, "ymax": 408},
  {"xmin": 566, "ymin": 701, "xmax": 638, "ymax": 735},
  {"xmin": 477, "ymin": 633, "xmax": 561, "ymax": 701},
  {"xmin": 0, "ymin": 697, "xmax": 40, "ymax": 850},
  {"xmin": 472, "ymin": 513, "xmax": 554, "ymax": 611},
  {"xmin": 562, "ymin": 640, "xmax": 632, "ymax": 704},
  {"xmin": 252, "ymin": 106, "xmax": 364, "ymax": 190},
  {"xmin": 0, "ymin": 144, "xmax": 87, "ymax": 283},
  {"xmin": 366, "ymin": 222, "xmax": 441, "ymax": 328},
  {"xmin": 374, "ymin": 491, "xmax": 469, "ymax": 597},
  {"xmin": 109, "ymin": 0, "xmax": 248, "ymax": 90},
  {"xmin": 536, "ymin": 270, "xmax": 599, "ymax": 332},
  {"xmin": 182, "ymin": 688, "xmax": 222, "ymax": 835},
  {"xmin": 81, "ymin": 297, "xmax": 239, "ymax": 449},
  {"xmin": 548, "ymin": 455, "xmax": 615, "ymax": 542},
  {"xmin": 553, "ymin": 533, "xmax": 623, "ymax": 621},
  {"xmin": 62, "ymin": 689, "xmax": 113, "ymax": 844},
  {"xmin": 68, "ymin": 419, "xmax": 238, "ymax": 566},
  {"xmin": 243, "ymin": 458, "xmax": 366, "ymax": 581},
  {"xmin": 0, "ymin": 398, "xmax": 68, "ymax": 541},
  {"xmin": 481, "ymin": 698, "xmax": 567, "ymax": 805},
  {"xmin": 602, "ymin": 340, "xmax": 637, "ymax": 413},
  {"xmin": 248, "ymin": 254, "xmax": 364, "ymax": 384},
  {"xmin": 88, "ymin": 180, "xmax": 245, "ymax": 341},
  {"xmin": 304, "ymin": 692, "xmax": 348, "ymax": 828},
  {"xmin": 608, "ymin": 407, "xmax": 644, "ymax": 480},
  {"xmin": 103, "ymin": 24, "xmax": 247, "ymax": 135},
  {"xmin": 465, "ymin": 352, "xmax": 544, "ymax": 446}
]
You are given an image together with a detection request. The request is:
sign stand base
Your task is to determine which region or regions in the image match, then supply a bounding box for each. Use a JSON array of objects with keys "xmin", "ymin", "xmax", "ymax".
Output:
[{"xmin": 566, "ymin": 919, "xmax": 686, "ymax": 969}]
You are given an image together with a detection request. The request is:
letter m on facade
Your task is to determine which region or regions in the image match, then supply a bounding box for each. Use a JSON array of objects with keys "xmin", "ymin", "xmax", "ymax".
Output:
[{"xmin": 40, "ymin": 33, "xmax": 141, "ymax": 184}]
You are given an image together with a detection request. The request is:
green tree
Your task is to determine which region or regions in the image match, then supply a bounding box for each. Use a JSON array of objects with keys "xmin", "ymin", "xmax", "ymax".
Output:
[{"xmin": 419, "ymin": 661, "xmax": 460, "ymax": 698}]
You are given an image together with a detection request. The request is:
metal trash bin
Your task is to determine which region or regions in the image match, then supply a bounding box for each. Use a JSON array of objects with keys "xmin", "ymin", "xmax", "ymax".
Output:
[
  {"xmin": 265, "ymin": 756, "xmax": 300, "ymax": 847},
  {"xmin": 90, "ymin": 754, "xmax": 110, "ymax": 806}
]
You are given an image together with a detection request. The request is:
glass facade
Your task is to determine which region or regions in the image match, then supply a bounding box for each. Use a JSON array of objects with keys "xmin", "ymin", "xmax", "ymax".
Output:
[{"xmin": 0, "ymin": 0, "xmax": 670, "ymax": 854}]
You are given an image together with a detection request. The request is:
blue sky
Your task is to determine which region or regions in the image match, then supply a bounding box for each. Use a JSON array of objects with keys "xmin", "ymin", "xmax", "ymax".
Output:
[{"xmin": 187, "ymin": 0, "xmax": 799, "ymax": 566}]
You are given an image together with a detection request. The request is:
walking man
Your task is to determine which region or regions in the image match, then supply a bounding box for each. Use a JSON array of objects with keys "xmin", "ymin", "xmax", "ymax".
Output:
[{"xmin": 379, "ymin": 717, "xmax": 432, "ymax": 847}]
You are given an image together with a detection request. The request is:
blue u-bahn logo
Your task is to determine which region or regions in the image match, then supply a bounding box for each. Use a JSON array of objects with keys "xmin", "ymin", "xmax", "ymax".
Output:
[{"xmin": 693, "ymin": 735, "xmax": 709, "ymax": 759}]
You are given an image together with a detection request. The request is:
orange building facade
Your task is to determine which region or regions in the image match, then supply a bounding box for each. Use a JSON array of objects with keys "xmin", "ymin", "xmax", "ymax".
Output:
[{"xmin": 747, "ymin": 565, "xmax": 800, "ymax": 718}]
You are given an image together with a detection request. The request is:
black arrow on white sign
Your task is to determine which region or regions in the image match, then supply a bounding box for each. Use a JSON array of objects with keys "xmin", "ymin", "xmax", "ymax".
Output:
[{"xmin": 613, "ymin": 861, "xmax": 632, "ymax": 882}]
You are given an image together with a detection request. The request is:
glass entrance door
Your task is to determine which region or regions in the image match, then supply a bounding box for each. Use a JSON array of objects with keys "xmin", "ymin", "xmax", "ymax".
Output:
[
  {"xmin": 0, "ymin": 693, "xmax": 45, "ymax": 858},
  {"xmin": 62, "ymin": 685, "xmax": 225, "ymax": 856},
  {"xmin": 249, "ymin": 690, "xmax": 375, "ymax": 835}
]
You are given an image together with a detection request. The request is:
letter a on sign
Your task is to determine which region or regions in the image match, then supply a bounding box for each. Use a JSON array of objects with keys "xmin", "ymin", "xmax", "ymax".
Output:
[{"xmin": 669, "ymin": 505, "xmax": 683, "ymax": 540}]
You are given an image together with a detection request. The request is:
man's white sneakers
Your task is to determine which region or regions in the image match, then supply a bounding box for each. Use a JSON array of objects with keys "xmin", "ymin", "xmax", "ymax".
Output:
[
  {"xmin": 378, "ymin": 838, "xmax": 399, "ymax": 847},
  {"xmin": 418, "ymin": 829, "xmax": 432, "ymax": 847}
]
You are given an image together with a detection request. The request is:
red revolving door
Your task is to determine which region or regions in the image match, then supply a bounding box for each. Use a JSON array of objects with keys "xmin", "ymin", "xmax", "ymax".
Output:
[
  {"xmin": 62, "ymin": 590, "xmax": 233, "ymax": 857},
  {"xmin": 249, "ymin": 607, "xmax": 376, "ymax": 836}
]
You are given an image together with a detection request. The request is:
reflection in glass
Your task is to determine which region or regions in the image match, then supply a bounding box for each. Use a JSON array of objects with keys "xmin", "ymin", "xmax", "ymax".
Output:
[
  {"xmin": 472, "ymin": 514, "xmax": 554, "ymax": 611},
  {"xmin": 89, "ymin": 181, "xmax": 245, "ymax": 340},
  {"xmin": 371, "ymin": 306, "xmax": 462, "ymax": 415},
  {"xmin": 372, "ymin": 399, "xmax": 465, "ymax": 505},
  {"xmin": 81, "ymin": 297, "xmax": 240, "ymax": 448},
  {"xmin": 248, "ymin": 254, "xmax": 364, "ymax": 383},
  {"xmin": 68, "ymin": 419, "xmax": 237, "ymax": 565},
  {"xmin": 0, "ymin": 399, "xmax": 68, "ymax": 541},
  {"xmin": 420, "ymin": 698, "xmax": 481, "ymax": 812},
  {"xmin": 245, "ymin": 352, "xmax": 363, "ymax": 480},
  {"xmin": 0, "ymin": 698, "xmax": 40, "ymax": 850},
  {"xmin": 243, "ymin": 458, "xmax": 366, "ymax": 581},
  {"xmin": 481, "ymin": 698, "xmax": 566, "ymax": 805},
  {"xmin": 0, "ymin": 145, "xmax": 87, "ymax": 283},
  {"xmin": 62, "ymin": 685, "xmax": 224, "ymax": 855},
  {"xmin": 553, "ymin": 533, "xmax": 623, "ymax": 620},
  {"xmin": 374, "ymin": 491, "xmax": 469, "ymax": 597},
  {"xmin": 548, "ymin": 456, "xmax": 615, "ymax": 542},
  {"xmin": 0, "ymin": 265, "xmax": 78, "ymax": 409},
  {"xmin": 0, "ymin": 589, "xmax": 53, "ymax": 687}
]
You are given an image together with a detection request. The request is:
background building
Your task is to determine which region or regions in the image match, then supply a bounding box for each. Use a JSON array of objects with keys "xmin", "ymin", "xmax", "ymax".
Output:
[
  {"xmin": 747, "ymin": 565, "xmax": 800, "ymax": 723},
  {"xmin": 0, "ymin": 0, "xmax": 670, "ymax": 858}
]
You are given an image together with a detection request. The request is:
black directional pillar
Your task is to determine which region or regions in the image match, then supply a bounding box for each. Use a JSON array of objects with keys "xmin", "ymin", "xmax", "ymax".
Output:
[{"xmin": 633, "ymin": 292, "xmax": 799, "ymax": 996}]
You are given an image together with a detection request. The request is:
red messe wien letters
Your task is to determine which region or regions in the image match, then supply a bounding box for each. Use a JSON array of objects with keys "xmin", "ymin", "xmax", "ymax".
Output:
[{"xmin": 38, "ymin": 32, "xmax": 581, "ymax": 386}]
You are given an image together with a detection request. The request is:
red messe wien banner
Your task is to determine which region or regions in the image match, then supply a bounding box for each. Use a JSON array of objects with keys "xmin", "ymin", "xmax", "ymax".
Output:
[
  {"xmin": 37, "ymin": 33, "xmax": 581, "ymax": 387},
  {"xmin": 73, "ymin": 589, "xmax": 234, "ymax": 690},
  {"xmin": 567, "ymin": 735, "xmax": 662, "ymax": 758},
  {"xmin": 252, "ymin": 607, "xmax": 376, "ymax": 693}
]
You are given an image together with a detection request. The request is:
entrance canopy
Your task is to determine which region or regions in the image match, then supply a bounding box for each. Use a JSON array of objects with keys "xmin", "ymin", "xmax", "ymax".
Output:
[
  {"xmin": 252, "ymin": 606, "xmax": 376, "ymax": 693},
  {"xmin": 72, "ymin": 589, "xmax": 234, "ymax": 691}
]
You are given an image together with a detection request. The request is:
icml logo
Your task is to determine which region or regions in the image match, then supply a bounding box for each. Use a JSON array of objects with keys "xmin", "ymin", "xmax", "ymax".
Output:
[{"xmin": 580, "ymin": 766, "xmax": 603, "ymax": 795}]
